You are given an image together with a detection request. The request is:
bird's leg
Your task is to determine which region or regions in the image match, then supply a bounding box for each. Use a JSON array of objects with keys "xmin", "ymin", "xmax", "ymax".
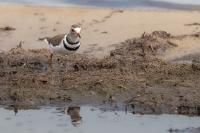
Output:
[
  {"xmin": 48, "ymin": 53, "xmax": 53, "ymax": 68},
  {"xmin": 71, "ymin": 53, "xmax": 76, "ymax": 59},
  {"xmin": 57, "ymin": 58, "xmax": 60, "ymax": 64},
  {"xmin": 57, "ymin": 55, "xmax": 65, "ymax": 69}
]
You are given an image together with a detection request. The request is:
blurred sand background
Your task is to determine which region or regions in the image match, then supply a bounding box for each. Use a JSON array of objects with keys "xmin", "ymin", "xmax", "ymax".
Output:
[{"xmin": 0, "ymin": 5, "xmax": 200, "ymax": 59}]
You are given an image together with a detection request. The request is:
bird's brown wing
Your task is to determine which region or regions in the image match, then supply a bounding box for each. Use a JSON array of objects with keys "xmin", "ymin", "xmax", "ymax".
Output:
[{"xmin": 46, "ymin": 34, "xmax": 65, "ymax": 46}]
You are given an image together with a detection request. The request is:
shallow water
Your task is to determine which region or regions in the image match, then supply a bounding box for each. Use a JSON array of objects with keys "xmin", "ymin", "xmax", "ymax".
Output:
[
  {"xmin": 0, "ymin": 106, "xmax": 200, "ymax": 133},
  {"xmin": 153, "ymin": 0, "xmax": 200, "ymax": 5},
  {"xmin": 0, "ymin": 0, "xmax": 200, "ymax": 9}
]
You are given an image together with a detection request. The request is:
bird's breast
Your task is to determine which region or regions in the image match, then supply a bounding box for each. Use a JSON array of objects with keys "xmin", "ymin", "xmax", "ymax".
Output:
[{"xmin": 49, "ymin": 39, "xmax": 80, "ymax": 55}]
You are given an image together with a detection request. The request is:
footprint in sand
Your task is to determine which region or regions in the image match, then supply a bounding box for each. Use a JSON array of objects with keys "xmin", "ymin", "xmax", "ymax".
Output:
[
  {"xmin": 88, "ymin": 43, "xmax": 98, "ymax": 47},
  {"xmin": 184, "ymin": 22, "xmax": 200, "ymax": 26},
  {"xmin": 55, "ymin": 21, "xmax": 60, "ymax": 25},
  {"xmin": 40, "ymin": 17, "xmax": 46, "ymax": 22},
  {"xmin": 89, "ymin": 9, "xmax": 124, "ymax": 26},
  {"xmin": 0, "ymin": 26, "xmax": 16, "ymax": 31},
  {"xmin": 0, "ymin": 26, "xmax": 16, "ymax": 37},
  {"xmin": 33, "ymin": 12, "xmax": 39, "ymax": 16},
  {"xmin": 33, "ymin": 12, "xmax": 44, "ymax": 16},
  {"xmin": 33, "ymin": 12, "xmax": 47, "ymax": 22},
  {"xmin": 93, "ymin": 29, "xmax": 99, "ymax": 32},
  {"xmin": 40, "ymin": 31, "xmax": 47, "ymax": 34},
  {"xmin": 39, "ymin": 26, "xmax": 48, "ymax": 30},
  {"xmin": 101, "ymin": 31, "xmax": 108, "ymax": 34},
  {"xmin": 53, "ymin": 28, "xmax": 57, "ymax": 32}
]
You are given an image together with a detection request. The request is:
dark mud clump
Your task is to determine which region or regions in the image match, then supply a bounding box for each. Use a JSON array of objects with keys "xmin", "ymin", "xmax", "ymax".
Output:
[
  {"xmin": 0, "ymin": 26, "xmax": 16, "ymax": 31},
  {"xmin": 169, "ymin": 127, "xmax": 200, "ymax": 133},
  {"xmin": 0, "ymin": 31, "xmax": 200, "ymax": 115}
]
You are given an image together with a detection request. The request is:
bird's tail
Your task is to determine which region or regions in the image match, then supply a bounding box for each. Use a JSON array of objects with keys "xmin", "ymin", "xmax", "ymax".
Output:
[
  {"xmin": 38, "ymin": 37, "xmax": 50, "ymax": 44},
  {"xmin": 44, "ymin": 39, "xmax": 49, "ymax": 44}
]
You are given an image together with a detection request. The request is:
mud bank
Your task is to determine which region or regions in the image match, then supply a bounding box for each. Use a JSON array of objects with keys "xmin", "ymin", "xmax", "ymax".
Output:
[{"xmin": 1, "ymin": 31, "xmax": 200, "ymax": 115}]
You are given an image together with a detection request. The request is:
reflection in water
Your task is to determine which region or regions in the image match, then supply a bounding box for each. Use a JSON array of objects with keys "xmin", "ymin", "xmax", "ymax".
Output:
[
  {"xmin": 65, "ymin": 106, "xmax": 82, "ymax": 126},
  {"xmin": 0, "ymin": 106, "xmax": 200, "ymax": 133},
  {"xmin": 13, "ymin": 106, "xmax": 18, "ymax": 116},
  {"xmin": 4, "ymin": 105, "xmax": 19, "ymax": 116}
]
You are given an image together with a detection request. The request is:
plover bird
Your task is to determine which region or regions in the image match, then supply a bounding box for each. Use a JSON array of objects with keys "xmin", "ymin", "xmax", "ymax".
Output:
[
  {"xmin": 40, "ymin": 24, "xmax": 82, "ymax": 63},
  {"xmin": 65, "ymin": 106, "xmax": 82, "ymax": 126}
]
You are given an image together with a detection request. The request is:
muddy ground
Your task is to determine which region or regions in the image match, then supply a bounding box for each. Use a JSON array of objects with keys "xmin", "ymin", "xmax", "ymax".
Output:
[{"xmin": 1, "ymin": 31, "xmax": 200, "ymax": 115}]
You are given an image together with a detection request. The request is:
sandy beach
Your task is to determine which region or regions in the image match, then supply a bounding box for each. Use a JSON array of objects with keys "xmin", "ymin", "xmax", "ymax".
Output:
[{"xmin": 0, "ymin": 5, "xmax": 200, "ymax": 59}]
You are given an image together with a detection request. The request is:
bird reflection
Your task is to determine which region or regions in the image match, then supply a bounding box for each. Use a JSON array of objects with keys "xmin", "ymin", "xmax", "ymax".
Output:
[
  {"xmin": 8, "ymin": 104, "xmax": 18, "ymax": 116},
  {"xmin": 13, "ymin": 106, "xmax": 18, "ymax": 115},
  {"xmin": 65, "ymin": 106, "xmax": 82, "ymax": 126}
]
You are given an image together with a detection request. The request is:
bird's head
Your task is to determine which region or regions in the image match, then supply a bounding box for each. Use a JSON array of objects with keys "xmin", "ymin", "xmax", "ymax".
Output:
[{"xmin": 70, "ymin": 24, "xmax": 82, "ymax": 38}]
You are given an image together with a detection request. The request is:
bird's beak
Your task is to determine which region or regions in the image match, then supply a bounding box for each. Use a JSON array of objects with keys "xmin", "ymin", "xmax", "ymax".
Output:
[
  {"xmin": 73, "ymin": 27, "xmax": 81, "ymax": 38},
  {"xmin": 77, "ymin": 33, "xmax": 81, "ymax": 38}
]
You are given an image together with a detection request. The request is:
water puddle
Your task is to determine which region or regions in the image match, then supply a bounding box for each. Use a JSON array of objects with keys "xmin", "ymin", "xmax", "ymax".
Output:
[{"xmin": 0, "ymin": 106, "xmax": 200, "ymax": 133}]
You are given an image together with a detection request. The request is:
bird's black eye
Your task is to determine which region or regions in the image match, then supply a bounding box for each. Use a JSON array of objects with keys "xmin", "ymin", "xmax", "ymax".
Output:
[{"xmin": 71, "ymin": 29, "xmax": 75, "ymax": 32}]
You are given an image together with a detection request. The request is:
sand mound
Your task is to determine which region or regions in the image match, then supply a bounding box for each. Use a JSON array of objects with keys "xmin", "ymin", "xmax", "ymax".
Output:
[{"xmin": 1, "ymin": 31, "xmax": 200, "ymax": 115}]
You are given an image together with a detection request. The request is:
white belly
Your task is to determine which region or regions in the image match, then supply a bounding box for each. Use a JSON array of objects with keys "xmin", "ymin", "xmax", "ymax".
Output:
[
  {"xmin": 50, "ymin": 42, "xmax": 68, "ymax": 55},
  {"xmin": 49, "ymin": 40, "xmax": 80, "ymax": 55}
]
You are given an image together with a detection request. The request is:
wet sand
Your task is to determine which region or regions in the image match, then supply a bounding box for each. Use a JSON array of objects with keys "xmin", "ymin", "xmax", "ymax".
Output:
[{"xmin": 1, "ymin": 31, "xmax": 200, "ymax": 115}]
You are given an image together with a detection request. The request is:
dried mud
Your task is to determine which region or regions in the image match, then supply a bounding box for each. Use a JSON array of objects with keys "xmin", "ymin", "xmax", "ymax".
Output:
[{"xmin": 1, "ymin": 31, "xmax": 200, "ymax": 115}]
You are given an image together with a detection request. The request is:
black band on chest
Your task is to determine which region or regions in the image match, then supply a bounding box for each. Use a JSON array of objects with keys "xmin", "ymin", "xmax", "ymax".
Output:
[
  {"xmin": 66, "ymin": 37, "xmax": 80, "ymax": 45},
  {"xmin": 63, "ymin": 40, "xmax": 80, "ymax": 51}
]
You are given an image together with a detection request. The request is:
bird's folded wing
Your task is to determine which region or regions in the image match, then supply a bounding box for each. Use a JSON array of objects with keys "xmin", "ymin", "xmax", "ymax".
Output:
[{"xmin": 47, "ymin": 34, "xmax": 65, "ymax": 46}]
